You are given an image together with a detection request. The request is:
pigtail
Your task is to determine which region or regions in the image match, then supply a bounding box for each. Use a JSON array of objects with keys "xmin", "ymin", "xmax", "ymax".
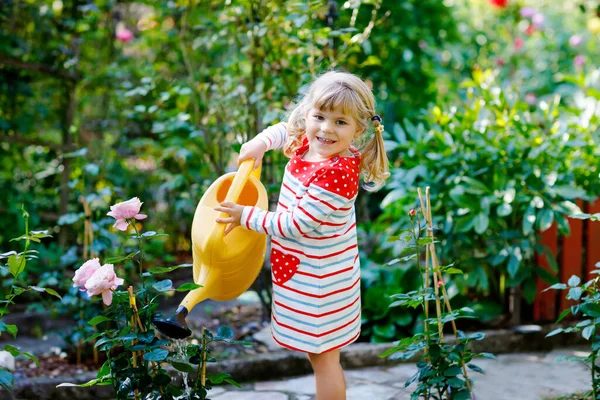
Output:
[{"xmin": 359, "ymin": 115, "xmax": 390, "ymax": 191}]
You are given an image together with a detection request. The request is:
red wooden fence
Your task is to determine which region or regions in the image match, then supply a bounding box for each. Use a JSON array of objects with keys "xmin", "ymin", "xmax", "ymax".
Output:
[{"xmin": 533, "ymin": 198, "xmax": 600, "ymax": 322}]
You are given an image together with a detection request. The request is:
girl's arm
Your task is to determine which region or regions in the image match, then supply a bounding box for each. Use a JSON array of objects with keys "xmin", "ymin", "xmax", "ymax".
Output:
[
  {"xmin": 238, "ymin": 122, "xmax": 287, "ymax": 169},
  {"xmin": 253, "ymin": 122, "xmax": 287, "ymax": 151},
  {"xmin": 239, "ymin": 164, "xmax": 359, "ymax": 238}
]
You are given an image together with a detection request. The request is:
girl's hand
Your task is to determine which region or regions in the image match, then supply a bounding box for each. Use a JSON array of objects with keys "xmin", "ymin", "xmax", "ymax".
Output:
[
  {"xmin": 238, "ymin": 139, "xmax": 267, "ymax": 170},
  {"xmin": 214, "ymin": 201, "xmax": 244, "ymax": 236}
]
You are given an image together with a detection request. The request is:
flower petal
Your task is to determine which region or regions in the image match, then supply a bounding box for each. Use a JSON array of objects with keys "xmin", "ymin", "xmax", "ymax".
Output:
[
  {"xmin": 114, "ymin": 219, "xmax": 129, "ymax": 231},
  {"xmin": 134, "ymin": 213, "xmax": 148, "ymax": 220},
  {"xmin": 102, "ymin": 290, "xmax": 113, "ymax": 306}
]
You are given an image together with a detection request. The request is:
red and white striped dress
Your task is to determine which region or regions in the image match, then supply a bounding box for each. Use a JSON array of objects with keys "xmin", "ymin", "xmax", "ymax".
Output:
[{"xmin": 240, "ymin": 122, "xmax": 361, "ymax": 354}]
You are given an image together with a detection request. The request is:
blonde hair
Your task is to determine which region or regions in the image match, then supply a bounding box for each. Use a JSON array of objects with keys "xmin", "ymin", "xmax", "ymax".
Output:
[{"xmin": 284, "ymin": 71, "xmax": 390, "ymax": 191}]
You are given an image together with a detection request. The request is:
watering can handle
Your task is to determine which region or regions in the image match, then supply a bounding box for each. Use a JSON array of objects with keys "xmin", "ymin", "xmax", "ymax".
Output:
[{"xmin": 212, "ymin": 159, "xmax": 257, "ymax": 238}]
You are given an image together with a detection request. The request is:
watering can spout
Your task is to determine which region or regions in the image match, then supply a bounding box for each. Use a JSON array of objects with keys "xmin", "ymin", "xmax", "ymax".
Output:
[
  {"xmin": 151, "ymin": 306, "xmax": 192, "ymax": 339},
  {"xmin": 151, "ymin": 159, "xmax": 267, "ymax": 339}
]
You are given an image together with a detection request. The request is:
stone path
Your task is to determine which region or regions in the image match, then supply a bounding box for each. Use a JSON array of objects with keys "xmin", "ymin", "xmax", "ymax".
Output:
[{"xmin": 206, "ymin": 348, "xmax": 590, "ymax": 400}]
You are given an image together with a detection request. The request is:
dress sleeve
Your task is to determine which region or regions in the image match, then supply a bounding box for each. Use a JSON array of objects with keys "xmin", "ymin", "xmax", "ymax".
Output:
[
  {"xmin": 254, "ymin": 122, "xmax": 287, "ymax": 151},
  {"xmin": 240, "ymin": 162, "xmax": 360, "ymax": 238}
]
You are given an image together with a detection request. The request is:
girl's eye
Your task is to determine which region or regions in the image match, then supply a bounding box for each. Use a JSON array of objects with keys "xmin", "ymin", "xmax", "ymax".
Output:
[
  {"xmin": 314, "ymin": 115, "xmax": 324, "ymax": 120},
  {"xmin": 337, "ymin": 120, "xmax": 347, "ymax": 125}
]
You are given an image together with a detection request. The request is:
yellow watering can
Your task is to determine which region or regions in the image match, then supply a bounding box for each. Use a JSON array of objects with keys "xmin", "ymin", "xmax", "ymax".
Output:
[{"xmin": 152, "ymin": 160, "xmax": 268, "ymax": 339}]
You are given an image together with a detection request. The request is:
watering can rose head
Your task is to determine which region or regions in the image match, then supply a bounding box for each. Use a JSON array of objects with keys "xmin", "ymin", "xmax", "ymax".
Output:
[
  {"xmin": 107, "ymin": 197, "xmax": 147, "ymax": 231},
  {"xmin": 72, "ymin": 258, "xmax": 101, "ymax": 290},
  {"xmin": 84, "ymin": 263, "xmax": 125, "ymax": 306}
]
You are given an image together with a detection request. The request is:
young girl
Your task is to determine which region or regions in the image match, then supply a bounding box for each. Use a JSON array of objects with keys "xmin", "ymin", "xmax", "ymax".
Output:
[{"xmin": 214, "ymin": 71, "xmax": 389, "ymax": 400}]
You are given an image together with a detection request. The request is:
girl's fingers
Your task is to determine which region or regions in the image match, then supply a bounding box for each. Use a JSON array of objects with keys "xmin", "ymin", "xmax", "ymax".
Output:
[
  {"xmin": 224, "ymin": 223, "xmax": 238, "ymax": 236},
  {"xmin": 216, "ymin": 217, "xmax": 234, "ymax": 224}
]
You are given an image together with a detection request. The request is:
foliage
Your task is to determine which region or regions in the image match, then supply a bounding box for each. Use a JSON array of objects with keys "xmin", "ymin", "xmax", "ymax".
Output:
[
  {"xmin": 0, "ymin": 207, "xmax": 60, "ymax": 393},
  {"xmin": 57, "ymin": 199, "xmax": 245, "ymax": 399},
  {"xmin": 381, "ymin": 204, "xmax": 494, "ymax": 399},
  {"xmin": 377, "ymin": 69, "xmax": 600, "ymax": 324},
  {"xmin": 545, "ymin": 210, "xmax": 600, "ymax": 400}
]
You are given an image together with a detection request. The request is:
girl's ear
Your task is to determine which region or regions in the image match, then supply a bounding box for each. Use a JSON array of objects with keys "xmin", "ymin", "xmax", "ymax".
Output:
[{"xmin": 354, "ymin": 125, "xmax": 365, "ymax": 139}]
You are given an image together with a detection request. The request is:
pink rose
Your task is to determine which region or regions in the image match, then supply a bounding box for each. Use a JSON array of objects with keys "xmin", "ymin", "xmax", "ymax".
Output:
[
  {"xmin": 532, "ymin": 13, "xmax": 545, "ymax": 28},
  {"xmin": 107, "ymin": 197, "xmax": 147, "ymax": 231},
  {"xmin": 520, "ymin": 7, "xmax": 535, "ymax": 18},
  {"xmin": 116, "ymin": 28, "xmax": 133, "ymax": 43},
  {"xmin": 525, "ymin": 25, "xmax": 535, "ymax": 36},
  {"xmin": 524, "ymin": 93, "xmax": 537, "ymax": 105},
  {"xmin": 574, "ymin": 55, "xmax": 585, "ymax": 67},
  {"xmin": 514, "ymin": 38, "xmax": 524, "ymax": 50},
  {"xmin": 85, "ymin": 264, "xmax": 124, "ymax": 306},
  {"xmin": 73, "ymin": 258, "xmax": 101, "ymax": 290},
  {"xmin": 409, "ymin": 209, "xmax": 416, "ymax": 217},
  {"xmin": 569, "ymin": 35, "xmax": 582, "ymax": 47}
]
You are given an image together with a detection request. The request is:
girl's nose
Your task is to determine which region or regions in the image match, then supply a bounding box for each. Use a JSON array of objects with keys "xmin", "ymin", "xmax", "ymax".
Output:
[{"xmin": 321, "ymin": 121, "xmax": 334, "ymax": 133}]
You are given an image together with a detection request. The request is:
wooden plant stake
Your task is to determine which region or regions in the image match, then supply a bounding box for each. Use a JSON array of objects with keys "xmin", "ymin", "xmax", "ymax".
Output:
[
  {"xmin": 80, "ymin": 196, "xmax": 100, "ymax": 364},
  {"xmin": 417, "ymin": 187, "xmax": 473, "ymax": 397}
]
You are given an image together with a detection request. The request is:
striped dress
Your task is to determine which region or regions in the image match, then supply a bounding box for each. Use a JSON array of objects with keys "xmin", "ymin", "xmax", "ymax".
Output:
[{"xmin": 239, "ymin": 122, "xmax": 362, "ymax": 354}]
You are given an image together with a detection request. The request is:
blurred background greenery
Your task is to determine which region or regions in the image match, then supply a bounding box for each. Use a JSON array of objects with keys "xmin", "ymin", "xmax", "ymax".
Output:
[{"xmin": 1, "ymin": 0, "xmax": 599, "ymax": 344}]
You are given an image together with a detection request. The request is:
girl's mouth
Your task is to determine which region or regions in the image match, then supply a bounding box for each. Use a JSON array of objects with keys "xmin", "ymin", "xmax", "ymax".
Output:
[{"xmin": 317, "ymin": 137, "xmax": 336, "ymax": 145}]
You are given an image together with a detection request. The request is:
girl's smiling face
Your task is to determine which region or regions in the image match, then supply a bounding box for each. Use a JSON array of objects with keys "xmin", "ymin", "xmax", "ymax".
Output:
[{"xmin": 304, "ymin": 106, "xmax": 363, "ymax": 161}]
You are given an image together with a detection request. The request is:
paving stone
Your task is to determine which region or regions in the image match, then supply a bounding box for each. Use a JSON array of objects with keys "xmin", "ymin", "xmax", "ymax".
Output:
[
  {"xmin": 347, "ymin": 383, "xmax": 408, "ymax": 400},
  {"xmin": 254, "ymin": 375, "xmax": 315, "ymax": 395},
  {"xmin": 345, "ymin": 367, "xmax": 398, "ymax": 384},
  {"xmin": 209, "ymin": 387, "xmax": 227, "ymax": 397},
  {"xmin": 291, "ymin": 395, "xmax": 313, "ymax": 400},
  {"xmin": 212, "ymin": 391, "xmax": 288, "ymax": 400}
]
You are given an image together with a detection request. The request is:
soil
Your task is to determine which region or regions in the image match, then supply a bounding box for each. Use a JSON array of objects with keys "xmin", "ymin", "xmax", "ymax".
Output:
[{"xmin": 13, "ymin": 303, "xmax": 269, "ymax": 380}]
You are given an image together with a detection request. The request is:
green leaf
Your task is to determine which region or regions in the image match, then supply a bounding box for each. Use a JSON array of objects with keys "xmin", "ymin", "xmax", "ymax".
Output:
[
  {"xmin": 580, "ymin": 303, "xmax": 600, "ymax": 318},
  {"xmin": 556, "ymin": 309, "xmax": 571, "ymax": 324},
  {"xmin": 207, "ymin": 372, "xmax": 233, "ymax": 385},
  {"xmin": 443, "ymin": 366, "xmax": 462, "ymax": 377},
  {"xmin": 447, "ymin": 377, "xmax": 466, "ymax": 388},
  {"xmin": 3, "ymin": 344, "xmax": 19, "ymax": 357},
  {"xmin": 29, "ymin": 286, "xmax": 62, "ymax": 300},
  {"xmin": 175, "ymin": 283, "xmax": 202, "ymax": 292},
  {"xmin": 522, "ymin": 206, "xmax": 536, "ymax": 236},
  {"xmin": 44, "ymin": 288, "xmax": 62, "ymax": 300},
  {"xmin": 56, "ymin": 378, "xmax": 104, "ymax": 388},
  {"xmin": 88, "ymin": 316, "xmax": 111, "ymax": 326},
  {"xmin": 474, "ymin": 213, "xmax": 489, "ymax": 234},
  {"xmin": 373, "ymin": 323, "xmax": 396, "ymax": 339},
  {"xmin": 0, "ymin": 368, "xmax": 13, "ymax": 390},
  {"xmin": 0, "ymin": 323, "xmax": 18, "ymax": 339},
  {"xmin": 152, "ymin": 280, "xmax": 173, "ymax": 292},
  {"xmin": 8, "ymin": 254, "xmax": 25, "ymax": 278},
  {"xmin": 143, "ymin": 349, "xmax": 169, "ymax": 362},
  {"xmin": 543, "ymin": 282, "xmax": 566, "ymax": 292},
  {"xmin": 537, "ymin": 209, "xmax": 554, "ymax": 231},
  {"xmin": 552, "ymin": 185, "xmax": 586, "ymax": 199},
  {"xmin": 147, "ymin": 264, "xmax": 193, "ymax": 275},
  {"xmin": 467, "ymin": 363, "xmax": 485, "ymax": 373},
  {"xmin": 507, "ymin": 248, "xmax": 522, "ymax": 278},
  {"xmin": 567, "ymin": 287, "xmax": 582, "ymax": 301},
  {"xmin": 105, "ymin": 251, "xmax": 140, "ymax": 264},
  {"xmin": 567, "ymin": 275, "xmax": 581, "ymax": 287},
  {"xmin": 497, "ymin": 203, "xmax": 512, "ymax": 217},
  {"xmin": 546, "ymin": 328, "xmax": 564, "ymax": 338},
  {"xmin": 452, "ymin": 390, "xmax": 472, "ymax": 400},
  {"xmin": 171, "ymin": 362, "xmax": 195, "ymax": 373},
  {"xmin": 582, "ymin": 325, "xmax": 595, "ymax": 340},
  {"xmin": 217, "ymin": 326, "xmax": 234, "ymax": 339},
  {"xmin": 19, "ymin": 351, "xmax": 39, "ymax": 367}
]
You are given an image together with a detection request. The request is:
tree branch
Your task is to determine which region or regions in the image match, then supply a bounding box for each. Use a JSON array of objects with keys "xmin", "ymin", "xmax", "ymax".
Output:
[{"xmin": 0, "ymin": 56, "xmax": 80, "ymax": 82}]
